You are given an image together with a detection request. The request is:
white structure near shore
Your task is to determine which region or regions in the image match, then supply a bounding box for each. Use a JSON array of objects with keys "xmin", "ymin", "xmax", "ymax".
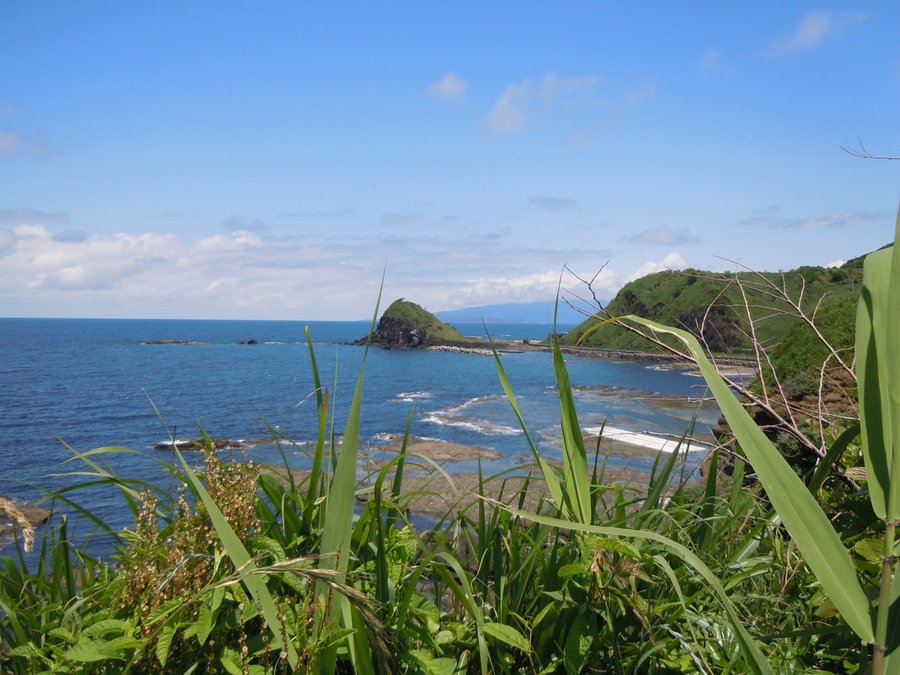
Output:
[{"xmin": 583, "ymin": 426, "xmax": 709, "ymax": 454}]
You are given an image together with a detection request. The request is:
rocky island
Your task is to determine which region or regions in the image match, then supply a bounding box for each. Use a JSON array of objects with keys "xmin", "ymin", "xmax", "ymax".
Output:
[{"xmin": 358, "ymin": 298, "xmax": 471, "ymax": 349}]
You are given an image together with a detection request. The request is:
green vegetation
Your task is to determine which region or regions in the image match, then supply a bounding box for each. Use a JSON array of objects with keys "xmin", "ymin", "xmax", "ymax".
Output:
[
  {"xmin": 563, "ymin": 259, "xmax": 864, "ymax": 358},
  {"xmin": 368, "ymin": 298, "xmax": 468, "ymax": 347},
  {"xmin": 564, "ymin": 255, "xmax": 870, "ymax": 472},
  {"xmin": 2, "ymin": 216, "xmax": 899, "ymax": 673}
]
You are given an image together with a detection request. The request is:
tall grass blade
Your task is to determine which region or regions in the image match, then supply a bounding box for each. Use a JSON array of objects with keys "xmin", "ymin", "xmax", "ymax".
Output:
[
  {"xmin": 885, "ymin": 209, "xmax": 900, "ymax": 522},
  {"xmin": 550, "ymin": 333, "xmax": 592, "ymax": 524},
  {"xmin": 616, "ymin": 314, "xmax": 875, "ymax": 644},
  {"xmin": 488, "ymin": 334, "xmax": 565, "ymax": 512},
  {"xmin": 857, "ymin": 246, "xmax": 894, "ymax": 519},
  {"xmin": 316, "ymin": 278, "xmax": 383, "ymax": 674},
  {"xmin": 863, "ymin": 210, "xmax": 900, "ymax": 672},
  {"xmin": 303, "ymin": 326, "xmax": 330, "ymax": 527}
]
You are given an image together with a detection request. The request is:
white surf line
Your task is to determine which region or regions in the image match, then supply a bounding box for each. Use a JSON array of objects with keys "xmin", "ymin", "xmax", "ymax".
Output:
[{"xmin": 583, "ymin": 425, "xmax": 709, "ymax": 454}]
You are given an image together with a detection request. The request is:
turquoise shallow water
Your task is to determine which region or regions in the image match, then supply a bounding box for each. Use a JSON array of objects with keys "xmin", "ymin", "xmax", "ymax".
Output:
[{"xmin": 0, "ymin": 317, "xmax": 720, "ymax": 551}]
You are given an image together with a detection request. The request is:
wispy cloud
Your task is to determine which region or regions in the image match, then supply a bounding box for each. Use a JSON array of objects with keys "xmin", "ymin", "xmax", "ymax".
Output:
[
  {"xmin": 528, "ymin": 196, "xmax": 581, "ymax": 213},
  {"xmin": 629, "ymin": 226, "xmax": 696, "ymax": 246},
  {"xmin": 738, "ymin": 210, "xmax": 879, "ymax": 229},
  {"xmin": 624, "ymin": 81, "xmax": 656, "ymax": 106},
  {"xmin": 0, "ymin": 208, "xmax": 69, "ymax": 225},
  {"xmin": 766, "ymin": 11, "xmax": 865, "ymax": 56},
  {"xmin": 428, "ymin": 72, "xmax": 467, "ymax": 101},
  {"xmin": 486, "ymin": 72, "xmax": 597, "ymax": 133},
  {"xmin": 0, "ymin": 99, "xmax": 19, "ymax": 116},
  {"xmin": 697, "ymin": 48, "xmax": 737, "ymax": 74},
  {"xmin": 486, "ymin": 80, "xmax": 532, "ymax": 133},
  {"xmin": 0, "ymin": 131, "xmax": 24, "ymax": 157},
  {"xmin": 380, "ymin": 212, "xmax": 425, "ymax": 227},
  {"xmin": 221, "ymin": 215, "xmax": 267, "ymax": 232}
]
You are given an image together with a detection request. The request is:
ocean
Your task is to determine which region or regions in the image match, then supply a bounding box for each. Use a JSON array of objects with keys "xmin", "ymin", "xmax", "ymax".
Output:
[{"xmin": 0, "ymin": 318, "xmax": 720, "ymax": 552}]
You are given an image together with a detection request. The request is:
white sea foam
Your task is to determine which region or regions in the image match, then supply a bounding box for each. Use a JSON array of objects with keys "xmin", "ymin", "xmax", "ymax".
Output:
[
  {"xmin": 422, "ymin": 412, "xmax": 522, "ymax": 436},
  {"xmin": 391, "ymin": 390, "xmax": 433, "ymax": 403}
]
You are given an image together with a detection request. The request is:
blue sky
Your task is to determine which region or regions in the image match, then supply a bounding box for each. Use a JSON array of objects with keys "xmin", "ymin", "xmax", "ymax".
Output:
[{"xmin": 1, "ymin": 3, "xmax": 898, "ymax": 319}]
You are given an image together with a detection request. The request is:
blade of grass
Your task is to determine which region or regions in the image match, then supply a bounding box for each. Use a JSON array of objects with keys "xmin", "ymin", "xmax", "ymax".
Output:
[
  {"xmin": 857, "ymin": 246, "xmax": 894, "ymax": 519},
  {"xmin": 316, "ymin": 276, "xmax": 383, "ymax": 675},
  {"xmin": 487, "ymin": 330, "xmax": 565, "ymax": 513},
  {"xmin": 303, "ymin": 326, "xmax": 329, "ymax": 526},
  {"xmin": 866, "ymin": 210, "xmax": 900, "ymax": 673},
  {"xmin": 550, "ymin": 333, "xmax": 592, "ymax": 524}
]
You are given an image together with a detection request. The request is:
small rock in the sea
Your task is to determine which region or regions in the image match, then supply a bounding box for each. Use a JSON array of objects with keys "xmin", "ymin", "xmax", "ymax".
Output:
[
  {"xmin": 153, "ymin": 437, "xmax": 260, "ymax": 451},
  {"xmin": 143, "ymin": 339, "xmax": 208, "ymax": 346}
]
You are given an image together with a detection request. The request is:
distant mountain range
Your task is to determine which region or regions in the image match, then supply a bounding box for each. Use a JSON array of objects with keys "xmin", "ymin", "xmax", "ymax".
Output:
[{"xmin": 436, "ymin": 300, "xmax": 591, "ymax": 325}]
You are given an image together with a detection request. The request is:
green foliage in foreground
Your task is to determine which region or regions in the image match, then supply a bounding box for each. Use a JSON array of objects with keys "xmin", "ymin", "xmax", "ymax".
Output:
[{"xmin": 2, "ymin": 215, "xmax": 898, "ymax": 673}]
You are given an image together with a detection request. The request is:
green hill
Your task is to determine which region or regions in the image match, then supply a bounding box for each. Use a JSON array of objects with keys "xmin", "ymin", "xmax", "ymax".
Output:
[
  {"xmin": 562, "ymin": 256, "xmax": 867, "ymax": 387},
  {"xmin": 365, "ymin": 299, "xmax": 467, "ymax": 348}
]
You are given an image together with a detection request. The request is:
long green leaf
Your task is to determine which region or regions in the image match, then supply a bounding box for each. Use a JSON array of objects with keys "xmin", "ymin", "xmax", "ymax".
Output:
[
  {"xmin": 868, "ymin": 210, "xmax": 900, "ymax": 671},
  {"xmin": 618, "ymin": 314, "xmax": 874, "ymax": 644},
  {"xmin": 303, "ymin": 325, "xmax": 329, "ymax": 526},
  {"xmin": 551, "ymin": 334, "xmax": 592, "ymax": 524},
  {"xmin": 488, "ymin": 332, "xmax": 565, "ymax": 512},
  {"xmin": 316, "ymin": 279, "xmax": 383, "ymax": 675},
  {"xmin": 886, "ymin": 209, "xmax": 900, "ymax": 522},
  {"xmin": 857, "ymin": 246, "xmax": 894, "ymax": 519}
]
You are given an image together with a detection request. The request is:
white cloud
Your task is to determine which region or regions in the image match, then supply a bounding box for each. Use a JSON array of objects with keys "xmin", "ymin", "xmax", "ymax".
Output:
[
  {"xmin": 766, "ymin": 11, "xmax": 865, "ymax": 56},
  {"xmin": 825, "ymin": 259, "xmax": 846, "ymax": 268},
  {"xmin": 486, "ymin": 80, "xmax": 532, "ymax": 133},
  {"xmin": 627, "ymin": 252, "xmax": 687, "ymax": 282},
  {"xmin": 428, "ymin": 72, "xmax": 467, "ymax": 101},
  {"xmin": 486, "ymin": 72, "xmax": 597, "ymax": 133},
  {"xmin": 0, "ymin": 131, "xmax": 23, "ymax": 157},
  {"xmin": 0, "ymin": 221, "xmax": 617, "ymax": 319},
  {"xmin": 630, "ymin": 226, "xmax": 696, "ymax": 246}
]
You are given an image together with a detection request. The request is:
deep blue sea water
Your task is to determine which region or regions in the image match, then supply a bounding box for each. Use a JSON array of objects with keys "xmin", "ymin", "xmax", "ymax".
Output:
[{"xmin": 0, "ymin": 318, "xmax": 720, "ymax": 554}]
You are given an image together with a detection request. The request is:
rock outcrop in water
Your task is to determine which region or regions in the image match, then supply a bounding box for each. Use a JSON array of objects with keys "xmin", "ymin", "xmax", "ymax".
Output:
[{"xmin": 359, "ymin": 299, "xmax": 468, "ymax": 349}]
